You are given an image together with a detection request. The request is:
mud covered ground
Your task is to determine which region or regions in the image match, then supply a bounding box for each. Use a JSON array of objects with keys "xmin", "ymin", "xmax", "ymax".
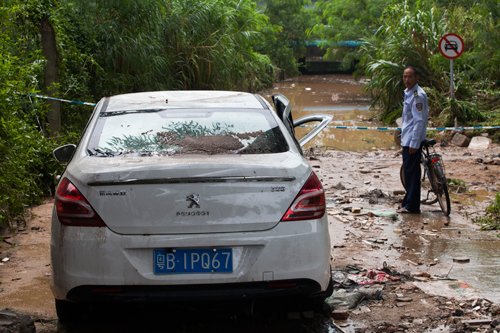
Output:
[
  {"xmin": 0, "ymin": 142, "xmax": 498, "ymax": 333},
  {"xmin": 311, "ymin": 143, "xmax": 500, "ymax": 333}
]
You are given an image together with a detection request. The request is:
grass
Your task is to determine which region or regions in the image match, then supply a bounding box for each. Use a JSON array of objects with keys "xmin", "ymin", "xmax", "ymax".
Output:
[
  {"xmin": 447, "ymin": 178, "xmax": 467, "ymax": 193},
  {"xmin": 473, "ymin": 192, "xmax": 500, "ymax": 231}
]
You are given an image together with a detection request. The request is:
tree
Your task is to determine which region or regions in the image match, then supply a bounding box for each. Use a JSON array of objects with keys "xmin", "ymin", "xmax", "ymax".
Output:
[
  {"xmin": 358, "ymin": 1, "xmax": 497, "ymax": 125},
  {"xmin": 311, "ymin": 0, "xmax": 388, "ymax": 70},
  {"xmin": 0, "ymin": 1, "xmax": 57, "ymax": 226},
  {"xmin": 258, "ymin": 0, "xmax": 313, "ymax": 76}
]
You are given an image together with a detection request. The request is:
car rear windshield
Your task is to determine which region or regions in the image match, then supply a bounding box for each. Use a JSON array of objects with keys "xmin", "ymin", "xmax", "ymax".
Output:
[{"xmin": 87, "ymin": 109, "xmax": 289, "ymax": 156}]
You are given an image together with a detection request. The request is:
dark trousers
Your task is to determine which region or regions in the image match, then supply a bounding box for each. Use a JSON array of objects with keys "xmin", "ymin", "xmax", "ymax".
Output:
[{"xmin": 402, "ymin": 145, "xmax": 422, "ymax": 212}]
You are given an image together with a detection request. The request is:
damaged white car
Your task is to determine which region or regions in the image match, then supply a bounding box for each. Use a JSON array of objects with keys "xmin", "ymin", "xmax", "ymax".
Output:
[{"xmin": 51, "ymin": 90, "xmax": 332, "ymax": 321}]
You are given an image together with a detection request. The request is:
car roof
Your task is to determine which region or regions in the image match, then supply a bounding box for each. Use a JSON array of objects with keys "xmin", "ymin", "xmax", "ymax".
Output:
[{"xmin": 103, "ymin": 91, "xmax": 268, "ymax": 112}]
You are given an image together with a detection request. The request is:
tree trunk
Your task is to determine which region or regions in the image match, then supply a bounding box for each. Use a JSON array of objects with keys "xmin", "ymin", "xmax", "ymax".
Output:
[{"xmin": 40, "ymin": 17, "xmax": 60, "ymax": 135}]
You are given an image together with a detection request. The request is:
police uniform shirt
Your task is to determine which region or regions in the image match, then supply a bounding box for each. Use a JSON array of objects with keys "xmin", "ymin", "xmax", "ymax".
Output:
[{"xmin": 401, "ymin": 84, "xmax": 428, "ymax": 149}]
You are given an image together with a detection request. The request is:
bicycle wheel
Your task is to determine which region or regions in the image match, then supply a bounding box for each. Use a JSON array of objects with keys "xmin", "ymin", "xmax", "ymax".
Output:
[
  {"xmin": 400, "ymin": 165, "xmax": 406, "ymax": 190},
  {"xmin": 429, "ymin": 162, "xmax": 451, "ymax": 216},
  {"xmin": 400, "ymin": 164, "xmax": 425, "ymax": 190}
]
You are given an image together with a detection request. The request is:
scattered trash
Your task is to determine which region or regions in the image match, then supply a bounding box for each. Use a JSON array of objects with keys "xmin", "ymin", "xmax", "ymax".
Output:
[
  {"xmin": 325, "ymin": 286, "xmax": 383, "ymax": 309},
  {"xmin": 411, "ymin": 271, "xmax": 432, "ymax": 281},
  {"xmin": 330, "ymin": 309, "xmax": 349, "ymax": 320},
  {"xmin": 453, "ymin": 257, "xmax": 470, "ymax": 263},
  {"xmin": 396, "ymin": 296, "xmax": 413, "ymax": 302},
  {"xmin": 368, "ymin": 210, "xmax": 398, "ymax": 220},
  {"xmin": 347, "ymin": 269, "xmax": 400, "ymax": 285},
  {"xmin": 0, "ymin": 309, "xmax": 35, "ymax": 333},
  {"xmin": 332, "ymin": 182, "xmax": 346, "ymax": 190},
  {"xmin": 461, "ymin": 319, "xmax": 492, "ymax": 325},
  {"xmin": 406, "ymin": 259, "xmax": 421, "ymax": 266},
  {"xmin": 1, "ymin": 237, "xmax": 15, "ymax": 246},
  {"xmin": 1, "ymin": 257, "xmax": 9, "ymax": 263}
]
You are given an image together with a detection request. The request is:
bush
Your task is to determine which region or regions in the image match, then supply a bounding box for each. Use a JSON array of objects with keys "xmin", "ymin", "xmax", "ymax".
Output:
[
  {"xmin": 473, "ymin": 192, "xmax": 500, "ymax": 231},
  {"xmin": 0, "ymin": 3, "xmax": 62, "ymax": 228}
]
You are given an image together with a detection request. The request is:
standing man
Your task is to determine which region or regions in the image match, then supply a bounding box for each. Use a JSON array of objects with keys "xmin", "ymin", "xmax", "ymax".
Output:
[{"xmin": 398, "ymin": 65, "xmax": 429, "ymax": 214}]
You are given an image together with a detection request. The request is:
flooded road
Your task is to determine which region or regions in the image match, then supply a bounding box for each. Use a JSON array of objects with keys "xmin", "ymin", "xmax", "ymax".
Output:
[{"xmin": 262, "ymin": 75, "xmax": 396, "ymax": 151}]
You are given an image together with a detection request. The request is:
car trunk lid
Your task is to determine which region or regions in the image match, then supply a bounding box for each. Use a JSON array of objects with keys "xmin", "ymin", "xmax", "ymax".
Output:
[{"xmin": 70, "ymin": 153, "xmax": 309, "ymax": 235}]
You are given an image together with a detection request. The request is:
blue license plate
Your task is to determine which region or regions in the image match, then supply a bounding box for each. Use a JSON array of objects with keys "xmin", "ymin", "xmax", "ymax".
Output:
[{"xmin": 153, "ymin": 248, "xmax": 233, "ymax": 274}]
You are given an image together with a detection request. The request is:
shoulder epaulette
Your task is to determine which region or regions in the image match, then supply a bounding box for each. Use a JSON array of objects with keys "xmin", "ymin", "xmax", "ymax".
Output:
[{"xmin": 413, "ymin": 90, "xmax": 418, "ymax": 97}]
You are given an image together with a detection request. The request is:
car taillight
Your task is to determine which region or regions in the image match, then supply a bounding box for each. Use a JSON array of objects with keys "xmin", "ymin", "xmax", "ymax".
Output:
[
  {"xmin": 281, "ymin": 172, "xmax": 326, "ymax": 222},
  {"xmin": 55, "ymin": 177, "xmax": 106, "ymax": 227}
]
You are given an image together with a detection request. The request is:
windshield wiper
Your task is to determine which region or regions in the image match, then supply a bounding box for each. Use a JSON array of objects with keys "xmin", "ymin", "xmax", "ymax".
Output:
[
  {"xmin": 87, "ymin": 148, "xmax": 115, "ymax": 157},
  {"xmin": 100, "ymin": 108, "xmax": 166, "ymax": 117}
]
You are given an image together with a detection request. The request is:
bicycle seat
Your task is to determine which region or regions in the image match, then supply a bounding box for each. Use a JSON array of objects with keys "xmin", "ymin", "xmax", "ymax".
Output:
[{"xmin": 422, "ymin": 139, "xmax": 436, "ymax": 147}]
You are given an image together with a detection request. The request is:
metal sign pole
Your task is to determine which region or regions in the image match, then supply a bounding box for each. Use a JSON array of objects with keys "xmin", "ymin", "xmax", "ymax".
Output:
[{"xmin": 450, "ymin": 59, "xmax": 455, "ymax": 100}]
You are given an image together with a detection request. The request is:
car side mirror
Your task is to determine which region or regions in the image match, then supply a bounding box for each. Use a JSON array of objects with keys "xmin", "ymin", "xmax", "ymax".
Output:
[{"xmin": 53, "ymin": 144, "xmax": 76, "ymax": 163}]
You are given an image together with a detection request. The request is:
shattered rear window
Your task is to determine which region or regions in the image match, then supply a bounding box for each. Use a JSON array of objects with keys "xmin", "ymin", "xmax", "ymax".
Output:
[{"xmin": 87, "ymin": 109, "xmax": 289, "ymax": 156}]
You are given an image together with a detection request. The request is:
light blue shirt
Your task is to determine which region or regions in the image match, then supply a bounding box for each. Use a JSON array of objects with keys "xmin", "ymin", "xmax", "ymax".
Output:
[{"xmin": 401, "ymin": 84, "xmax": 428, "ymax": 149}]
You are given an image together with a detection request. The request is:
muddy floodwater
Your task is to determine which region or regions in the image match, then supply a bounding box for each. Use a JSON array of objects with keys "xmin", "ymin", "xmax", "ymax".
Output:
[{"xmin": 262, "ymin": 75, "xmax": 396, "ymax": 151}]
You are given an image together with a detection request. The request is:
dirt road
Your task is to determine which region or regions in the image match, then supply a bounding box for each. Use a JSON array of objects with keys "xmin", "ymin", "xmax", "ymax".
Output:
[{"xmin": 0, "ymin": 142, "xmax": 499, "ymax": 332}]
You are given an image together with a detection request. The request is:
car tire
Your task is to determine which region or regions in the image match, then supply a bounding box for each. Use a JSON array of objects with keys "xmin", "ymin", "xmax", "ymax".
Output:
[
  {"xmin": 305, "ymin": 276, "xmax": 334, "ymax": 312},
  {"xmin": 55, "ymin": 299, "xmax": 84, "ymax": 322}
]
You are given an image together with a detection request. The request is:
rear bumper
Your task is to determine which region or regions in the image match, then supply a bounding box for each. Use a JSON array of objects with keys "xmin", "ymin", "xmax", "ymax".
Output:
[
  {"xmin": 65, "ymin": 279, "xmax": 325, "ymax": 303},
  {"xmin": 51, "ymin": 213, "xmax": 331, "ymax": 302}
]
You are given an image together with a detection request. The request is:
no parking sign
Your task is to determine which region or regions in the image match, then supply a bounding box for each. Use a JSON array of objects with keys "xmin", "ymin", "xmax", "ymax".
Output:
[
  {"xmin": 439, "ymin": 33, "xmax": 464, "ymax": 99},
  {"xmin": 439, "ymin": 33, "xmax": 464, "ymax": 60}
]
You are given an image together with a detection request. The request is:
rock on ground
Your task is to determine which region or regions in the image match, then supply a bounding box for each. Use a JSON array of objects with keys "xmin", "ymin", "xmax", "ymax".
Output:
[{"xmin": 0, "ymin": 309, "xmax": 35, "ymax": 333}]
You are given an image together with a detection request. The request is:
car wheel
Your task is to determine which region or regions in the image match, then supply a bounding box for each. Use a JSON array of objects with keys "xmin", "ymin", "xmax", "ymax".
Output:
[
  {"xmin": 305, "ymin": 276, "xmax": 334, "ymax": 312},
  {"xmin": 55, "ymin": 299, "xmax": 85, "ymax": 322}
]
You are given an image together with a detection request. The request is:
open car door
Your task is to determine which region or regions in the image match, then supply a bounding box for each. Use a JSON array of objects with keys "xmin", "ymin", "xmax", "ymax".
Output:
[{"xmin": 272, "ymin": 93, "xmax": 332, "ymax": 149}]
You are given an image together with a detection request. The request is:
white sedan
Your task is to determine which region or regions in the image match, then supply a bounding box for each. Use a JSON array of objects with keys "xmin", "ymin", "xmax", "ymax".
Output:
[{"xmin": 51, "ymin": 90, "xmax": 333, "ymax": 321}]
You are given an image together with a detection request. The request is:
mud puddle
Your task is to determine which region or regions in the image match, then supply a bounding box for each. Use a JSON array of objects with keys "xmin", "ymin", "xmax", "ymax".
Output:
[{"xmin": 395, "ymin": 219, "xmax": 500, "ymax": 303}]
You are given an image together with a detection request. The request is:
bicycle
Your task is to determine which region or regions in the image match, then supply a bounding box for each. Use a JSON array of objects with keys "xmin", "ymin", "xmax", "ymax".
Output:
[{"xmin": 400, "ymin": 138, "xmax": 451, "ymax": 216}]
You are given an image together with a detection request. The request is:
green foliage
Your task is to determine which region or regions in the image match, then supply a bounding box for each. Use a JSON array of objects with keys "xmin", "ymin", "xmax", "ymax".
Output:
[
  {"xmin": 439, "ymin": 99, "xmax": 484, "ymax": 126},
  {"xmin": 357, "ymin": 1, "xmax": 499, "ymax": 125},
  {"xmin": 359, "ymin": 3, "xmax": 446, "ymax": 122},
  {"xmin": 473, "ymin": 192, "xmax": 500, "ymax": 231},
  {"xmin": 311, "ymin": 0, "xmax": 388, "ymax": 71},
  {"xmin": 62, "ymin": 0, "xmax": 174, "ymax": 96},
  {"xmin": 162, "ymin": 0, "xmax": 274, "ymax": 91},
  {"xmin": 447, "ymin": 178, "xmax": 467, "ymax": 193},
  {"xmin": 258, "ymin": 0, "xmax": 313, "ymax": 76},
  {"xmin": 0, "ymin": 3, "xmax": 61, "ymax": 227},
  {"xmin": 0, "ymin": 0, "xmax": 287, "ymax": 228}
]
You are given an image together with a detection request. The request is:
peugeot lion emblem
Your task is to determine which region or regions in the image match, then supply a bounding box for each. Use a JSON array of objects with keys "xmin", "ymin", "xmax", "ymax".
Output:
[{"xmin": 186, "ymin": 193, "xmax": 200, "ymax": 208}]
